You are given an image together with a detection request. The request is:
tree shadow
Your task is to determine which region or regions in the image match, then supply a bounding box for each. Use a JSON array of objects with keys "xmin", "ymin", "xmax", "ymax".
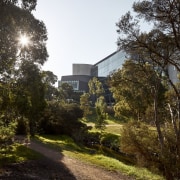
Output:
[
  {"xmin": 0, "ymin": 157, "xmax": 76, "ymax": 179},
  {"xmin": 0, "ymin": 139, "xmax": 77, "ymax": 180}
]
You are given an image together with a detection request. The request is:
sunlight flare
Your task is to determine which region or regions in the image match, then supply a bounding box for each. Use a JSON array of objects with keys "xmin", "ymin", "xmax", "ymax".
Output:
[{"xmin": 18, "ymin": 34, "xmax": 30, "ymax": 47}]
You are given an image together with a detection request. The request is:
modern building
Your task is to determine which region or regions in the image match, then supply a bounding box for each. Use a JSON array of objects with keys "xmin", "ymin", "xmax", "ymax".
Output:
[
  {"xmin": 59, "ymin": 75, "xmax": 92, "ymax": 93},
  {"xmin": 73, "ymin": 64, "xmax": 93, "ymax": 76},
  {"xmin": 168, "ymin": 64, "xmax": 179, "ymax": 84},
  {"xmin": 91, "ymin": 51, "xmax": 126, "ymax": 77},
  {"xmin": 59, "ymin": 50, "xmax": 179, "ymax": 102},
  {"xmin": 59, "ymin": 50, "xmax": 126, "ymax": 93}
]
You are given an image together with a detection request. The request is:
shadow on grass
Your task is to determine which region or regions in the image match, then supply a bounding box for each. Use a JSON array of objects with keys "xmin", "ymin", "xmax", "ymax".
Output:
[{"xmin": 0, "ymin": 141, "xmax": 77, "ymax": 180}]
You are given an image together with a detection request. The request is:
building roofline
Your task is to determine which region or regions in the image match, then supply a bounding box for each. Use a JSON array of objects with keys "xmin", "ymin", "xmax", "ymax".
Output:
[
  {"xmin": 73, "ymin": 63, "xmax": 93, "ymax": 66},
  {"xmin": 93, "ymin": 50, "xmax": 120, "ymax": 66}
]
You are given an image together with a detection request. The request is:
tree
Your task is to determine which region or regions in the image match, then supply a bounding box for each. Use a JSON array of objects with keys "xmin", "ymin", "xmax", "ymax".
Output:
[
  {"xmin": 80, "ymin": 93, "xmax": 92, "ymax": 118},
  {"xmin": 95, "ymin": 96, "xmax": 107, "ymax": 133},
  {"xmin": 88, "ymin": 77, "xmax": 104, "ymax": 105},
  {"xmin": 0, "ymin": 1, "xmax": 48, "ymax": 137},
  {"xmin": 1, "ymin": 0, "xmax": 37, "ymax": 12},
  {"xmin": 16, "ymin": 61, "xmax": 46, "ymax": 135},
  {"xmin": 42, "ymin": 71, "xmax": 58, "ymax": 101},
  {"xmin": 39, "ymin": 101, "xmax": 87, "ymax": 142},
  {"xmin": 116, "ymin": 0, "xmax": 180, "ymax": 122},
  {"xmin": 116, "ymin": 1, "xmax": 180, "ymax": 178},
  {"xmin": 110, "ymin": 60, "xmax": 166, "ymax": 122},
  {"xmin": 58, "ymin": 83, "xmax": 74, "ymax": 102}
]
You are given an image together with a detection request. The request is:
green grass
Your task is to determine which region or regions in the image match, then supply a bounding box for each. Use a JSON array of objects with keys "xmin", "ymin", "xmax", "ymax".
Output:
[
  {"xmin": 85, "ymin": 118, "xmax": 123, "ymax": 135},
  {"xmin": 35, "ymin": 135, "xmax": 164, "ymax": 180},
  {"xmin": 105, "ymin": 124, "xmax": 122, "ymax": 135},
  {"xmin": 0, "ymin": 144, "xmax": 43, "ymax": 167}
]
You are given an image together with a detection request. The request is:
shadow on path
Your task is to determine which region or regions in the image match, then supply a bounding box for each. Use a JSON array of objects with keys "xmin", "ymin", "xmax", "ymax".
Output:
[{"xmin": 0, "ymin": 138, "xmax": 76, "ymax": 180}]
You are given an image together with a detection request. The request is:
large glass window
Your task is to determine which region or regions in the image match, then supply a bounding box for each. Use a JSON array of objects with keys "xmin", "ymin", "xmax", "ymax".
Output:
[
  {"xmin": 62, "ymin": 80, "xmax": 79, "ymax": 91},
  {"xmin": 93, "ymin": 51, "xmax": 126, "ymax": 77}
]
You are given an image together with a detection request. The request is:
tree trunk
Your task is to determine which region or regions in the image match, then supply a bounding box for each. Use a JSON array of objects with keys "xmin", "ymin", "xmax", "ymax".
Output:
[{"xmin": 154, "ymin": 90, "xmax": 164, "ymax": 149}]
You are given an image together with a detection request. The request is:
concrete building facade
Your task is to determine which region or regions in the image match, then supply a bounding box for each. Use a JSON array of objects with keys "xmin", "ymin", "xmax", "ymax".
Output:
[
  {"xmin": 73, "ymin": 64, "xmax": 93, "ymax": 76},
  {"xmin": 59, "ymin": 50, "xmax": 179, "ymax": 94},
  {"xmin": 59, "ymin": 50, "xmax": 126, "ymax": 93}
]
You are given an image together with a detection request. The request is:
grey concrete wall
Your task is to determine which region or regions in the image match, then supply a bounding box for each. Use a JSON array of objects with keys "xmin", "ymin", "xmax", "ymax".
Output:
[{"xmin": 73, "ymin": 64, "xmax": 93, "ymax": 75}]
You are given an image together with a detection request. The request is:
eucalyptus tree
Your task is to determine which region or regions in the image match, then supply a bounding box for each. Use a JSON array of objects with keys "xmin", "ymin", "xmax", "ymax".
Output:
[
  {"xmin": 80, "ymin": 93, "xmax": 92, "ymax": 119},
  {"xmin": 110, "ymin": 60, "xmax": 166, "ymax": 121},
  {"xmin": 0, "ymin": 0, "xmax": 48, "ymax": 136},
  {"xmin": 116, "ymin": 1, "xmax": 180, "ymax": 178},
  {"xmin": 42, "ymin": 71, "xmax": 58, "ymax": 101},
  {"xmin": 16, "ymin": 61, "xmax": 47, "ymax": 135},
  {"xmin": 95, "ymin": 96, "xmax": 107, "ymax": 133},
  {"xmin": 88, "ymin": 77, "xmax": 104, "ymax": 105},
  {"xmin": 58, "ymin": 83, "xmax": 74, "ymax": 102},
  {"xmin": 116, "ymin": 0, "xmax": 180, "ymax": 120}
]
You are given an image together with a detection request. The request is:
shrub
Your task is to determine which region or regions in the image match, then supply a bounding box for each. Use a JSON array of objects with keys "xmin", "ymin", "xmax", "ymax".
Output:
[
  {"xmin": 0, "ymin": 120, "xmax": 17, "ymax": 150},
  {"xmin": 121, "ymin": 121, "xmax": 180, "ymax": 178},
  {"xmin": 39, "ymin": 102, "xmax": 87, "ymax": 139},
  {"xmin": 100, "ymin": 133, "xmax": 120, "ymax": 152},
  {"xmin": 16, "ymin": 117, "xmax": 29, "ymax": 135},
  {"xmin": 82, "ymin": 131, "xmax": 101, "ymax": 146}
]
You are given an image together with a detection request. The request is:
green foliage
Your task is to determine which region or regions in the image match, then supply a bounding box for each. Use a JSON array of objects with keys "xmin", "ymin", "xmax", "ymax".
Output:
[
  {"xmin": 1, "ymin": 0, "xmax": 37, "ymax": 12},
  {"xmin": 0, "ymin": 0, "xmax": 48, "ymax": 138},
  {"xmin": 58, "ymin": 83, "xmax": 74, "ymax": 102},
  {"xmin": 121, "ymin": 121, "xmax": 180, "ymax": 178},
  {"xmin": 42, "ymin": 71, "xmax": 58, "ymax": 101},
  {"xmin": 15, "ymin": 117, "xmax": 29, "ymax": 135},
  {"xmin": 115, "ymin": 0, "xmax": 180, "ymax": 178},
  {"xmin": 88, "ymin": 77, "xmax": 105, "ymax": 105},
  {"xmin": 88, "ymin": 77, "xmax": 104, "ymax": 97},
  {"xmin": 0, "ymin": 144, "xmax": 42, "ymax": 167},
  {"xmin": 80, "ymin": 93, "xmax": 92, "ymax": 118},
  {"xmin": 82, "ymin": 131, "xmax": 101, "ymax": 146},
  {"xmin": 35, "ymin": 135, "xmax": 83, "ymax": 153},
  {"xmin": 39, "ymin": 102, "xmax": 88, "ymax": 141},
  {"xmin": 0, "ymin": 119, "xmax": 17, "ymax": 150},
  {"xmin": 36, "ymin": 135, "xmax": 164, "ymax": 180},
  {"xmin": 100, "ymin": 133, "xmax": 120, "ymax": 151},
  {"xmin": 95, "ymin": 96, "xmax": 108, "ymax": 133},
  {"xmin": 110, "ymin": 60, "xmax": 166, "ymax": 122},
  {"xmin": 16, "ymin": 62, "xmax": 47, "ymax": 135}
]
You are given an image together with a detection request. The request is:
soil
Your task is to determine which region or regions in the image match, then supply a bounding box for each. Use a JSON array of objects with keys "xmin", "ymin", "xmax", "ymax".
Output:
[{"xmin": 0, "ymin": 138, "xmax": 134, "ymax": 180}]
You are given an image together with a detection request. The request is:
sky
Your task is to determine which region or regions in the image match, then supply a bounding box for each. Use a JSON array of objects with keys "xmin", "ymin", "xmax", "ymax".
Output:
[{"xmin": 33, "ymin": 0, "xmax": 135, "ymax": 82}]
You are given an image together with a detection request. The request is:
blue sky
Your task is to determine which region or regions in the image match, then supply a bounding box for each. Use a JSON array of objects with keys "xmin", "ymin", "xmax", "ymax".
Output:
[{"xmin": 33, "ymin": 0, "xmax": 135, "ymax": 82}]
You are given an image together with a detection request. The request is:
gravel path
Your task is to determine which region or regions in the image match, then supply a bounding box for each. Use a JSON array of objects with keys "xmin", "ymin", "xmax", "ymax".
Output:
[{"xmin": 0, "ymin": 139, "xmax": 134, "ymax": 180}]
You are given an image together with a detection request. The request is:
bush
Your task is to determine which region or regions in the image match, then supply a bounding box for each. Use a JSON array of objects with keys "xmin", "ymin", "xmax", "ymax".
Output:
[
  {"xmin": 100, "ymin": 133, "xmax": 120, "ymax": 152},
  {"xmin": 16, "ymin": 117, "xmax": 29, "ymax": 135},
  {"xmin": 38, "ymin": 102, "xmax": 87, "ymax": 139},
  {"xmin": 82, "ymin": 131, "xmax": 101, "ymax": 146},
  {"xmin": 121, "ymin": 121, "xmax": 180, "ymax": 179},
  {"xmin": 0, "ymin": 120, "xmax": 17, "ymax": 150}
]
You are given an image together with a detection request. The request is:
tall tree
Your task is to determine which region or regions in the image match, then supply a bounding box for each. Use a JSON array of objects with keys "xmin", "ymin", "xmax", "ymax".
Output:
[
  {"xmin": 116, "ymin": 1, "xmax": 180, "ymax": 178},
  {"xmin": 16, "ymin": 61, "xmax": 46, "ymax": 135},
  {"xmin": 110, "ymin": 60, "xmax": 166, "ymax": 122},
  {"xmin": 42, "ymin": 71, "xmax": 58, "ymax": 101},
  {"xmin": 95, "ymin": 96, "xmax": 107, "ymax": 133},
  {"xmin": 58, "ymin": 83, "xmax": 74, "ymax": 102},
  {"xmin": 80, "ymin": 93, "xmax": 92, "ymax": 119},
  {"xmin": 88, "ymin": 77, "xmax": 104, "ymax": 105},
  {"xmin": 0, "ymin": 1, "xmax": 48, "ymax": 137},
  {"xmin": 116, "ymin": 1, "xmax": 180, "ymax": 120}
]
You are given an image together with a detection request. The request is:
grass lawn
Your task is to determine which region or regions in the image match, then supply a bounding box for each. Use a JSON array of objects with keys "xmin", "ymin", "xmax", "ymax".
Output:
[
  {"xmin": 84, "ymin": 114, "xmax": 124, "ymax": 135},
  {"xmin": 35, "ymin": 135, "xmax": 164, "ymax": 180},
  {"xmin": 105, "ymin": 124, "xmax": 122, "ymax": 135}
]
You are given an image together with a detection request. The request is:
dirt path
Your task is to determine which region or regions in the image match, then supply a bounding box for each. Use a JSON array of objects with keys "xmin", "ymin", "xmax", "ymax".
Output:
[
  {"xmin": 0, "ymin": 138, "xmax": 134, "ymax": 180},
  {"xmin": 28, "ymin": 140, "xmax": 133, "ymax": 180}
]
